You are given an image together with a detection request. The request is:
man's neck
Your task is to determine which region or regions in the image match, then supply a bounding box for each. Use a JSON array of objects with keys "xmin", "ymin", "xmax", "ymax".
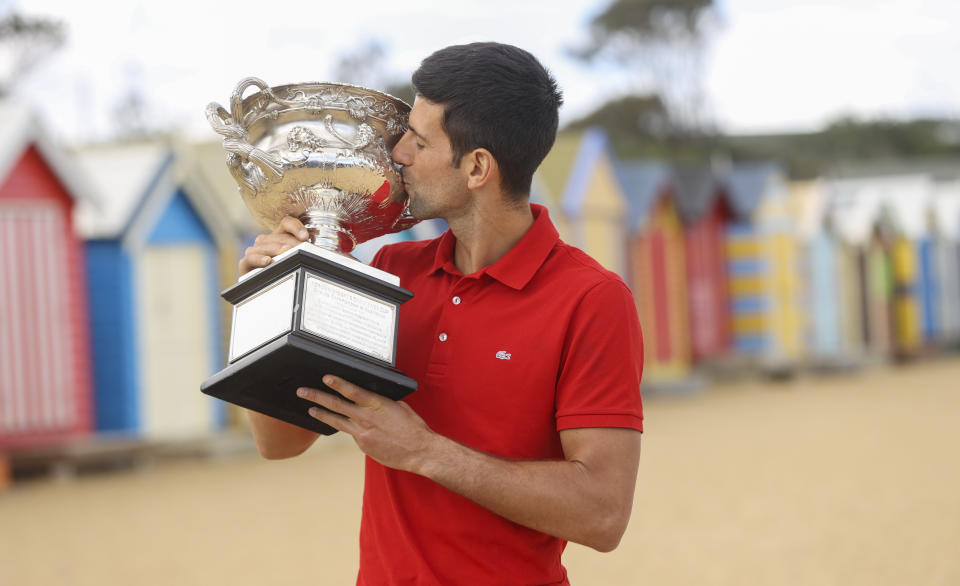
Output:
[{"xmin": 447, "ymin": 199, "xmax": 534, "ymax": 276}]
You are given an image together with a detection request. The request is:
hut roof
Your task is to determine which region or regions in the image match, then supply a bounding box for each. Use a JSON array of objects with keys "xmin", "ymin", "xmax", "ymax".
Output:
[
  {"xmin": 0, "ymin": 101, "xmax": 100, "ymax": 206},
  {"xmin": 672, "ymin": 165, "xmax": 719, "ymax": 224},
  {"xmin": 616, "ymin": 160, "xmax": 672, "ymax": 231},
  {"xmin": 73, "ymin": 140, "xmax": 236, "ymax": 250},
  {"xmin": 72, "ymin": 141, "xmax": 173, "ymax": 239},
  {"xmin": 724, "ymin": 162, "xmax": 786, "ymax": 220}
]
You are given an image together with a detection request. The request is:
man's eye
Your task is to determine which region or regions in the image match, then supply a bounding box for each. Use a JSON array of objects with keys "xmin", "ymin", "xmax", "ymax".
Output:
[{"xmin": 415, "ymin": 142, "xmax": 425, "ymax": 150}]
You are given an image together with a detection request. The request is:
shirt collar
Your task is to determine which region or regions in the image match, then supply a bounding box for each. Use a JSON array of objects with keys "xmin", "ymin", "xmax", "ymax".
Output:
[{"xmin": 429, "ymin": 203, "xmax": 559, "ymax": 290}]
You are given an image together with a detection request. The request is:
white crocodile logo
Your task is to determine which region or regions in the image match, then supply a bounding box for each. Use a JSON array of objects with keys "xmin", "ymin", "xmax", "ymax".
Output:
[{"xmin": 495, "ymin": 350, "xmax": 512, "ymax": 360}]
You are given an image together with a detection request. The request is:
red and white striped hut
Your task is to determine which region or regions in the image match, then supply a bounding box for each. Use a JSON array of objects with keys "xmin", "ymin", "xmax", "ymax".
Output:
[{"xmin": 0, "ymin": 103, "xmax": 98, "ymax": 449}]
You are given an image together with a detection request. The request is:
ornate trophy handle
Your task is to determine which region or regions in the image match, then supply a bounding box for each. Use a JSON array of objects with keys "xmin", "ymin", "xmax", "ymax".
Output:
[
  {"xmin": 229, "ymin": 77, "xmax": 272, "ymax": 122},
  {"xmin": 205, "ymin": 82, "xmax": 284, "ymax": 193}
]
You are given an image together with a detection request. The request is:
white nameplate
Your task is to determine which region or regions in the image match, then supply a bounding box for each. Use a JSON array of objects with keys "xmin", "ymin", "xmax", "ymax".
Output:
[
  {"xmin": 229, "ymin": 273, "xmax": 296, "ymax": 362},
  {"xmin": 301, "ymin": 274, "xmax": 396, "ymax": 364}
]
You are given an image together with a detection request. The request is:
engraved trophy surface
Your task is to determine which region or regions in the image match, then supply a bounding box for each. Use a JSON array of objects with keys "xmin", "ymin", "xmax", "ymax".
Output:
[{"xmin": 200, "ymin": 78, "xmax": 418, "ymax": 435}]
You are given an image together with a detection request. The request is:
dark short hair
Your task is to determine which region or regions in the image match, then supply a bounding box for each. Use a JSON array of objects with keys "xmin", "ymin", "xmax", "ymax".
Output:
[{"xmin": 411, "ymin": 42, "xmax": 564, "ymax": 198}]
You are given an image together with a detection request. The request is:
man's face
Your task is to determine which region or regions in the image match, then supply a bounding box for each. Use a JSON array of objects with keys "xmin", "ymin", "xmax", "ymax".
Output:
[{"xmin": 391, "ymin": 97, "xmax": 469, "ymax": 221}]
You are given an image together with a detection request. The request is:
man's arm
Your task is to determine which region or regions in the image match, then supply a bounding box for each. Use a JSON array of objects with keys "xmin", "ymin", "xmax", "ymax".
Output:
[
  {"xmin": 298, "ymin": 375, "xmax": 642, "ymax": 552},
  {"xmin": 238, "ymin": 216, "xmax": 322, "ymax": 459}
]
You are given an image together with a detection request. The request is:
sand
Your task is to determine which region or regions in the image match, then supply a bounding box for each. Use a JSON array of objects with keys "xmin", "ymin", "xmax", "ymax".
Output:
[{"xmin": 1, "ymin": 357, "xmax": 958, "ymax": 585}]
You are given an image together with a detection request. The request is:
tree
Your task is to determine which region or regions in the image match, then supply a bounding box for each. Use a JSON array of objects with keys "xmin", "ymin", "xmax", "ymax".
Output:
[
  {"xmin": 0, "ymin": 12, "xmax": 65, "ymax": 97},
  {"xmin": 569, "ymin": 0, "xmax": 719, "ymax": 132}
]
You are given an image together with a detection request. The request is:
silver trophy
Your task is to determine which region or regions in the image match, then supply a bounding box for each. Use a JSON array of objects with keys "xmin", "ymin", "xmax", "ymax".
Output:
[{"xmin": 200, "ymin": 78, "xmax": 418, "ymax": 434}]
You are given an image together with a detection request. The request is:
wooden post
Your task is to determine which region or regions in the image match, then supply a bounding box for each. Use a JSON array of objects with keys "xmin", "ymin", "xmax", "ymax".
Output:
[{"xmin": 0, "ymin": 453, "xmax": 11, "ymax": 491}]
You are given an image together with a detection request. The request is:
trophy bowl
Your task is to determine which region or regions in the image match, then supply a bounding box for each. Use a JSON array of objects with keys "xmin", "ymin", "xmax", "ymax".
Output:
[
  {"xmin": 205, "ymin": 77, "xmax": 418, "ymax": 252},
  {"xmin": 201, "ymin": 78, "xmax": 419, "ymax": 435}
]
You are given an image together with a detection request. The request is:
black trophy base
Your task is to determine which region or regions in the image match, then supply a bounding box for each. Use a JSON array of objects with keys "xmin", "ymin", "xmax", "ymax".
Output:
[{"xmin": 201, "ymin": 332, "xmax": 417, "ymax": 435}]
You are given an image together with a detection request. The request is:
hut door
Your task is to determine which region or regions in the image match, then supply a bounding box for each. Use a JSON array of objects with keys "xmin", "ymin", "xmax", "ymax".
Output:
[{"xmin": 136, "ymin": 245, "xmax": 215, "ymax": 438}]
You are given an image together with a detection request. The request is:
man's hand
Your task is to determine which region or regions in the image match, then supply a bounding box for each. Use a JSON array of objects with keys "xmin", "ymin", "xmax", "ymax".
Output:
[
  {"xmin": 297, "ymin": 376, "xmax": 437, "ymax": 473},
  {"xmin": 239, "ymin": 216, "xmax": 311, "ymax": 276}
]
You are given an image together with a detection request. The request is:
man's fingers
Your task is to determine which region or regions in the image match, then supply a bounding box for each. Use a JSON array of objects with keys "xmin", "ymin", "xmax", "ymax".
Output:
[
  {"xmin": 298, "ymin": 386, "xmax": 363, "ymax": 419},
  {"xmin": 238, "ymin": 230, "xmax": 305, "ymax": 275},
  {"xmin": 277, "ymin": 215, "xmax": 310, "ymax": 241},
  {"xmin": 306, "ymin": 405, "xmax": 357, "ymax": 434},
  {"xmin": 322, "ymin": 375, "xmax": 382, "ymax": 410}
]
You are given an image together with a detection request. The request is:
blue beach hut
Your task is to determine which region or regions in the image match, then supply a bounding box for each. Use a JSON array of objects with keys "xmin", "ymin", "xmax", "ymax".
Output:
[
  {"xmin": 789, "ymin": 180, "xmax": 865, "ymax": 369},
  {"xmin": 74, "ymin": 142, "xmax": 235, "ymax": 440}
]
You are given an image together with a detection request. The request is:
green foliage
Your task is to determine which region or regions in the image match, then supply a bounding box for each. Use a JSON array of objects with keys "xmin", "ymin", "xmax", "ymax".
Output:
[
  {"xmin": 566, "ymin": 94, "xmax": 960, "ymax": 176},
  {"xmin": 723, "ymin": 118, "xmax": 960, "ymax": 178}
]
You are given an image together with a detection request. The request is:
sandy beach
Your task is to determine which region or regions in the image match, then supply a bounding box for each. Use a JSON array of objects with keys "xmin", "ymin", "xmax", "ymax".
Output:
[{"xmin": 2, "ymin": 357, "xmax": 958, "ymax": 585}]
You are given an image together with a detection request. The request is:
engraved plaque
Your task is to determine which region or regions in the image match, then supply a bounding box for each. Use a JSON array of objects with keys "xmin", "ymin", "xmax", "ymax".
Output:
[{"xmin": 301, "ymin": 275, "xmax": 396, "ymax": 364}]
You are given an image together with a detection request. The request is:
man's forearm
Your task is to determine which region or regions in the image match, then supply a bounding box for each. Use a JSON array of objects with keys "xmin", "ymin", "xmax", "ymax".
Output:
[
  {"xmin": 415, "ymin": 432, "xmax": 638, "ymax": 552},
  {"xmin": 247, "ymin": 410, "xmax": 319, "ymax": 459}
]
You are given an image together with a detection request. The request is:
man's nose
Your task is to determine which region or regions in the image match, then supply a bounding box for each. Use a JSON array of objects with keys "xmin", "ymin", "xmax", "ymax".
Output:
[{"xmin": 392, "ymin": 133, "xmax": 411, "ymax": 166}]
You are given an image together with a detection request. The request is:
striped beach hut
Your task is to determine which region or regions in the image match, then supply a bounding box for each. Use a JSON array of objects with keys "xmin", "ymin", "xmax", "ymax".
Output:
[
  {"xmin": 618, "ymin": 161, "xmax": 692, "ymax": 386},
  {"xmin": 673, "ymin": 166, "xmax": 733, "ymax": 364},
  {"xmin": 788, "ymin": 180, "xmax": 865, "ymax": 369},
  {"xmin": 74, "ymin": 142, "xmax": 235, "ymax": 440},
  {"xmin": 537, "ymin": 128, "xmax": 629, "ymax": 278},
  {"xmin": 0, "ymin": 103, "xmax": 97, "ymax": 448},
  {"xmin": 723, "ymin": 163, "xmax": 803, "ymax": 372}
]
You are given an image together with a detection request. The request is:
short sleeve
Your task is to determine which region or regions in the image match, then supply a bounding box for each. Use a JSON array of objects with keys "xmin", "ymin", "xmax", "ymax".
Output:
[
  {"xmin": 369, "ymin": 245, "xmax": 389, "ymax": 270},
  {"xmin": 555, "ymin": 279, "xmax": 644, "ymax": 432}
]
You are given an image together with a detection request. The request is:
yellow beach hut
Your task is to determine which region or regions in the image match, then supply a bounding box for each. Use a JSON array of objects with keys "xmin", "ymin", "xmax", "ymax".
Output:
[{"xmin": 537, "ymin": 128, "xmax": 629, "ymax": 279}]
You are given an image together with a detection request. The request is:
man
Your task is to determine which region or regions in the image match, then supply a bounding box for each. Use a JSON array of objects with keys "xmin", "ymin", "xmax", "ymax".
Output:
[{"xmin": 239, "ymin": 42, "xmax": 644, "ymax": 585}]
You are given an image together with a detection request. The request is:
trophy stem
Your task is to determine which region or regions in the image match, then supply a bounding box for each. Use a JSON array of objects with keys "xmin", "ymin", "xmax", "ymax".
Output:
[{"xmin": 303, "ymin": 210, "xmax": 352, "ymax": 252}]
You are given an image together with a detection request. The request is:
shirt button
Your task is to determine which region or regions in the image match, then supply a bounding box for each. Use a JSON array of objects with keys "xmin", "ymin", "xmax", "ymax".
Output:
[
  {"xmin": 438, "ymin": 332, "xmax": 448, "ymax": 342},
  {"xmin": 452, "ymin": 296, "xmax": 461, "ymax": 305}
]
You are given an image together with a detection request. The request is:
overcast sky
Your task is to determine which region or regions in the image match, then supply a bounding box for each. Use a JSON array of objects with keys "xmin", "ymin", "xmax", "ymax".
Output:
[{"xmin": 7, "ymin": 0, "xmax": 960, "ymax": 143}]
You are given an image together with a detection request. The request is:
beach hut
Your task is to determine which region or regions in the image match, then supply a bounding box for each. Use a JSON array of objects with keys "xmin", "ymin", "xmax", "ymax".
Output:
[
  {"xmin": 537, "ymin": 128, "xmax": 629, "ymax": 278},
  {"xmin": 673, "ymin": 166, "xmax": 733, "ymax": 364},
  {"xmin": 618, "ymin": 161, "xmax": 692, "ymax": 386},
  {"xmin": 928, "ymin": 181, "xmax": 960, "ymax": 347},
  {"xmin": 788, "ymin": 180, "xmax": 865, "ymax": 369},
  {"xmin": 828, "ymin": 177, "xmax": 894, "ymax": 360},
  {"xmin": 879, "ymin": 178, "xmax": 932, "ymax": 358},
  {"xmin": 535, "ymin": 132, "xmax": 579, "ymax": 242},
  {"xmin": 0, "ymin": 103, "xmax": 97, "ymax": 449},
  {"xmin": 827, "ymin": 174, "xmax": 932, "ymax": 359},
  {"xmin": 74, "ymin": 142, "xmax": 236, "ymax": 440},
  {"xmin": 723, "ymin": 163, "xmax": 803, "ymax": 372}
]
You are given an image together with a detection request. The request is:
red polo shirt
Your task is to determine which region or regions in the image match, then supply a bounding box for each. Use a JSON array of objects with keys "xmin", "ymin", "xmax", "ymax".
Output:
[{"xmin": 360, "ymin": 204, "xmax": 643, "ymax": 586}]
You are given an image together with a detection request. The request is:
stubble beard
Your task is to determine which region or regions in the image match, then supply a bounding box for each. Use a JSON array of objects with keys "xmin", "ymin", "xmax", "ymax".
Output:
[{"xmin": 406, "ymin": 189, "xmax": 435, "ymax": 221}]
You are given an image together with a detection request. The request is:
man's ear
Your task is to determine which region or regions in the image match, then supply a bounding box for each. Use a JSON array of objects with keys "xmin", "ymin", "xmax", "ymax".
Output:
[{"xmin": 464, "ymin": 148, "xmax": 498, "ymax": 191}]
